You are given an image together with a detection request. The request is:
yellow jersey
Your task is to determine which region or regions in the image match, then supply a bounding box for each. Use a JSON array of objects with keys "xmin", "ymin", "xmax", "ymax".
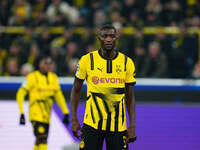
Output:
[
  {"xmin": 16, "ymin": 71, "xmax": 69, "ymax": 123},
  {"xmin": 75, "ymin": 50, "xmax": 136, "ymax": 132}
]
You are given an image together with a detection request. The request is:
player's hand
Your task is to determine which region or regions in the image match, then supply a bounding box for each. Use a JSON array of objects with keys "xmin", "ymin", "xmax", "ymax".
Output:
[
  {"xmin": 20, "ymin": 114, "xmax": 25, "ymax": 125},
  {"xmin": 71, "ymin": 118, "xmax": 81, "ymax": 140},
  {"xmin": 63, "ymin": 114, "xmax": 69, "ymax": 125},
  {"xmin": 126, "ymin": 126, "xmax": 137, "ymax": 143}
]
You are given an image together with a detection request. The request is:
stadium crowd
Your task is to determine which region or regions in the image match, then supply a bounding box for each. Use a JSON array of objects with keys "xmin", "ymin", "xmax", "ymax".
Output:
[{"xmin": 0, "ymin": 0, "xmax": 200, "ymax": 78}]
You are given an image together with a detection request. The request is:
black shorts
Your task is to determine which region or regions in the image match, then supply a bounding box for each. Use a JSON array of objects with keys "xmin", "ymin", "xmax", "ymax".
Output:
[
  {"xmin": 31, "ymin": 121, "xmax": 49, "ymax": 137},
  {"xmin": 80, "ymin": 124, "xmax": 128, "ymax": 150}
]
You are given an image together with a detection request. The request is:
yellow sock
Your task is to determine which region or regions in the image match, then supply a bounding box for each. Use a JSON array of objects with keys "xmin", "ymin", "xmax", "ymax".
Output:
[
  {"xmin": 39, "ymin": 144, "xmax": 47, "ymax": 150},
  {"xmin": 33, "ymin": 145, "xmax": 38, "ymax": 150}
]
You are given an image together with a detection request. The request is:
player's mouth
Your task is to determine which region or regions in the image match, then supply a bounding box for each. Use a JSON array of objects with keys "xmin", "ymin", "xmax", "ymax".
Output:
[{"xmin": 105, "ymin": 43, "xmax": 113, "ymax": 47}]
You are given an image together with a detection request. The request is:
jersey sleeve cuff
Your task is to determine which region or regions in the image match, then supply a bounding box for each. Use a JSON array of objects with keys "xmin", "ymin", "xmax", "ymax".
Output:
[
  {"xmin": 75, "ymin": 76, "xmax": 85, "ymax": 81},
  {"xmin": 125, "ymin": 82, "xmax": 136, "ymax": 86},
  {"xmin": 21, "ymin": 87, "xmax": 28, "ymax": 92}
]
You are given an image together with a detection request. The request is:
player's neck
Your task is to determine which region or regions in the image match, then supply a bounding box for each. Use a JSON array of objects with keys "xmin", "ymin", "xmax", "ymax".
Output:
[
  {"xmin": 39, "ymin": 70, "xmax": 48, "ymax": 76},
  {"xmin": 101, "ymin": 49, "xmax": 116, "ymax": 59}
]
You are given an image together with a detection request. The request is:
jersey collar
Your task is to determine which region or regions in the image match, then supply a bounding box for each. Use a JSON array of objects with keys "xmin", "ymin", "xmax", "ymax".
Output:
[{"xmin": 98, "ymin": 49, "xmax": 119, "ymax": 60}]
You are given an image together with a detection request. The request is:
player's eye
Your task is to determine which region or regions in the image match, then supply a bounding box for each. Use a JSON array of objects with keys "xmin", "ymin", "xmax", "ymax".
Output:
[
  {"xmin": 110, "ymin": 35, "xmax": 115, "ymax": 38},
  {"xmin": 101, "ymin": 34, "xmax": 107, "ymax": 38}
]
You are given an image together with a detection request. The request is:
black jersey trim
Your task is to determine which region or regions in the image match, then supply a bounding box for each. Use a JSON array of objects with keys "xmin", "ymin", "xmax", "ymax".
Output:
[
  {"xmin": 111, "ymin": 88, "xmax": 125, "ymax": 94},
  {"xmin": 91, "ymin": 93, "xmax": 103, "ymax": 130},
  {"xmin": 125, "ymin": 82, "xmax": 136, "ymax": 86},
  {"xmin": 90, "ymin": 53, "xmax": 94, "ymax": 70},
  {"xmin": 21, "ymin": 87, "xmax": 28, "ymax": 92},
  {"xmin": 75, "ymin": 76, "xmax": 85, "ymax": 81},
  {"xmin": 101, "ymin": 99, "xmax": 111, "ymax": 131},
  {"xmin": 114, "ymin": 102, "xmax": 119, "ymax": 132},
  {"xmin": 98, "ymin": 49, "xmax": 119, "ymax": 60},
  {"xmin": 107, "ymin": 60, "xmax": 112, "ymax": 73},
  {"xmin": 122, "ymin": 97, "xmax": 125, "ymax": 125},
  {"xmin": 90, "ymin": 103, "xmax": 96, "ymax": 124},
  {"xmin": 86, "ymin": 95, "xmax": 91, "ymax": 100},
  {"xmin": 124, "ymin": 55, "xmax": 127, "ymax": 71}
]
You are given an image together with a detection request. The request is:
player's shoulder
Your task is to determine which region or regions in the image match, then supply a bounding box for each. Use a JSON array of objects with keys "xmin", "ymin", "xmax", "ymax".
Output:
[
  {"xmin": 118, "ymin": 52, "xmax": 134, "ymax": 62},
  {"xmin": 80, "ymin": 50, "xmax": 98, "ymax": 60},
  {"xmin": 26, "ymin": 71, "xmax": 37, "ymax": 79},
  {"xmin": 49, "ymin": 72, "xmax": 58, "ymax": 78}
]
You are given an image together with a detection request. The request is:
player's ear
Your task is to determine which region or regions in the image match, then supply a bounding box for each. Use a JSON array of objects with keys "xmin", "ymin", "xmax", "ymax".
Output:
[
  {"xmin": 116, "ymin": 29, "xmax": 121, "ymax": 39},
  {"xmin": 95, "ymin": 28, "xmax": 101, "ymax": 40}
]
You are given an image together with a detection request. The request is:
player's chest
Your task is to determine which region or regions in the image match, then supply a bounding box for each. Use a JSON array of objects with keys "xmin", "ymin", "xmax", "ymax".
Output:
[
  {"xmin": 87, "ymin": 60, "xmax": 125, "ymax": 77},
  {"xmin": 34, "ymin": 75, "xmax": 57, "ymax": 91}
]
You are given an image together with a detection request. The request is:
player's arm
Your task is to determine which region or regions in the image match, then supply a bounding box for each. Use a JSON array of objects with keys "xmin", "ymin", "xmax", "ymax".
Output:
[
  {"xmin": 54, "ymin": 89, "xmax": 70, "ymax": 125},
  {"xmin": 70, "ymin": 77, "xmax": 84, "ymax": 139},
  {"xmin": 70, "ymin": 55, "xmax": 87, "ymax": 139},
  {"xmin": 16, "ymin": 86, "xmax": 28, "ymax": 125},
  {"xmin": 125, "ymin": 57, "xmax": 137, "ymax": 143},
  {"xmin": 125, "ymin": 84, "xmax": 137, "ymax": 143},
  {"xmin": 16, "ymin": 74, "xmax": 34, "ymax": 125},
  {"xmin": 53, "ymin": 74, "xmax": 70, "ymax": 125},
  {"xmin": 16, "ymin": 87, "xmax": 28, "ymax": 114}
]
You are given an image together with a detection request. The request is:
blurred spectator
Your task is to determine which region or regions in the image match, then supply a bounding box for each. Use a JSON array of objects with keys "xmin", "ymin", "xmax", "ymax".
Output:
[
  {"xmin": 145, "ymin": 0, "xmax": 162, "ymax": 15},
  {"xmin": 128, "ymin": 29, "xmax": 149, "ymax": 57},
  {"xmin": 27, "ymin": 43, "xmax": 40, "ymax": 68},
  {"xmin": 37, "ymin": 28, "xmax": 52, "ymax": 53},
  {"xmin": 134, "ymin": 47, "xmax": 147, "ymax": 77},
  {"xmin": 20, "ymin": 63, "xmax": 34, "ymax": 76},
  {"xmin": 185, "ymin": 0, "xmax": 199, "ymax": 17},
  {"xmin": 50, "ymin": 12, "xmax": 69, "ymax": 26},
  {"xmin": 109, "ymin": 0, "xmax": 121, "ymax": 11},
  {"xmin": 85, "ymin": 0, "xmax": 106, "ymax": 26},
  {"xmin": 0, "ymin": 47, "xmax": 7, "ymax": 75},
  {"xmin": 145, "ymin": 11, "xmax": 160, "ymax": 26},
  {"xmin": 3, "ymin": 42, "xmax": 25, "ymax": 72},
  {"xmin": 60, "ymin": 41, "xmax": 79, "ymax": 76},
  {"xmin": 33, "ymin": 10, "xmax": 48, "ymax": 26},
  {"xmin": 32, "ymin": 0, "xmax": 48, "ymax": 18},
  {"xmin": 31, "ymin": 0, "xmax": 48, "ymax": 26},
  {"xmin": 0, "ymin": 0, "xmax": 10, "ymax": 25},
  {"xmin": 18, "ymin": 26, "xmax": 37, "ymax": 57},
  {"xmin": 191, "ymin": 62, "xmax": 200, "ymax": 79},
  {"xmin": 46, "ymin": 0, "xmax": 79, "ymax": 25},
  {"xmin": 191, "ymin": 16, "xmax": 200, "ymax": 27},
  {"xmin": 110, "ymin": 10, "xmax": 124, "ymax": 29},
  {"xmin": 121, "ymin": 0, "xmax": 138, "ymax": 21},
  {"xmin": 9, "ymin": 0, "xmax": 31, "ymax": 26},
  {"xmin": 79, "ymin": 27, "xmax": 95, "ymax": 54},
  {"xmin": 168, "ymin": 24, "xmax": 198, "ymax": 78},
  {"xmin": 127, "ymin": 11, "xmax": 143, "ymax": 28},
  {"xmin": 93, "ymin": 10, "xmax": 107, "ymax": 27},
  {"xmin": 155, "ymin": 31, "xmax": 171, "ymax": 54},
  {"xmin": 140, "ymin": 42, "xmax": 167, "ymax": 78},
  {"xmin": 50, "ymin": 29, "xmax": 73, "ymax": 49},
  {"xmin": 74, "ymin": 15, "xmax": 87, "ymax": 27},
  {"xmin": 162, "ymin": 0, "xmax": 183, "ymax": 26},
  {"xmin": 49, "ymin": 46, "xmax": 63, "ymax": 74},
  {"xmin": 4, "ymin": 58, "xmax": 19, "ymax": 76}
]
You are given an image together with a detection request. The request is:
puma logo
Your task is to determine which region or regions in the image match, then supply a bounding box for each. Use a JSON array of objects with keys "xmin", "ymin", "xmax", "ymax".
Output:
[{"xmin": 97, "ymin": 67, "xmax": 103, "ymax": 72}]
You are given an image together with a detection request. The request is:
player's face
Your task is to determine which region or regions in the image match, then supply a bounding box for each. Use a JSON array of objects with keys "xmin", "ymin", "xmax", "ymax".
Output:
[
  {"xmin": 98, "ymin": 29, "xmax": 117, "ymax": 51},
  {"xmin": 39, "ymin": 57, "xmax": 52, "ymax": 74}
]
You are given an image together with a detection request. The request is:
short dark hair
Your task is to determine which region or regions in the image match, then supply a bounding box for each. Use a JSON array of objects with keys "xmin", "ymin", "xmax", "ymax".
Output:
[
  {"xmin": 100, "ymin": 24, "xmax": 116, "ymax": 33},
  {"xmin": 35, "ymin": 54, "xmax": 51, "ymax": 70}
]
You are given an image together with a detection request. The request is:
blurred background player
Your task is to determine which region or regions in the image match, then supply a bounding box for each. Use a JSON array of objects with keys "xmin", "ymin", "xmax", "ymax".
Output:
[{"xmin": 16, "ymin": 55, "xmax": 69, "ymax": 150}]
